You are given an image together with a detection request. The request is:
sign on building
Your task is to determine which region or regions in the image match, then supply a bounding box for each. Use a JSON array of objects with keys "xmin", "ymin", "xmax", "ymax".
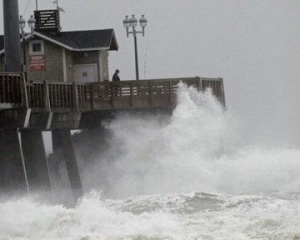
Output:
[{"xmin": 30, "ymin": 55, "xmax": 46, "ymax": 71}]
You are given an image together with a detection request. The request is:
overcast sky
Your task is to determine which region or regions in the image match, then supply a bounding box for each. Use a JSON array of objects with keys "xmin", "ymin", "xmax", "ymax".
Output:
[{"xmin": 1, "ymin": 0, "xmax": 300, "ymax": 144}]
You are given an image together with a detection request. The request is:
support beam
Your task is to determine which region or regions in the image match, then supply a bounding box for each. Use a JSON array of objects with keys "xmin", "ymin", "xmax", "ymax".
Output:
[
  {"xmin": 21, "ymin": 129, "xmax": 52, "ymax": 192},
  {"xmin": 62, "ymin": 49, "xmax": 67, "ymax": 82},
  {"xmin": 0, "ymin": 129, "xmax": 28, "ymax": 193},
  {"xmin": 52, "ymin": 129, "xmax": 82, "ymax": 201},
  {"xmin": 98, "ymin": 50, "xmax": 103, "ymax": 82},
  {"xmin": 3, "ymin": 0, "xmax": 21, "ymax": 72}
]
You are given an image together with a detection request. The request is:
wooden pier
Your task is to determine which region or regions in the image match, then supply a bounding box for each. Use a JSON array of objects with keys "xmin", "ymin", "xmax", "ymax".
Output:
[{"xmin": 0, "ymin": 72, "xmax": 225, "ymax": 201}]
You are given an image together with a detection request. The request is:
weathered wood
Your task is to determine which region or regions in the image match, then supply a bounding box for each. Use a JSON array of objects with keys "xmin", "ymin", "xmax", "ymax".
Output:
[
  {"xmin": 52, "ymin": 129, "xmax": 82, "ymax": 201},
  {"xmin": 130, "ymin": 83, "xmax": 133, "ymax": 106},
  {"xmin": 196, "ymin": 77, "xmax": 202, "ymax": 91},
  {"xmin": 1, "ymin": 74, "xmax": 5, "ymax": 102},
  {"xmin": 72, "ymin": 82, "xmax": 79, "ymax": 112},
  {"xmin": 21, "ymin": 129, "xmax": 52, "ymax": 192},
  {"xmin": 34, "ymin": 9, "xmax": 60, "ymax": 34},
  {"xmin": 219, "ymin": 78, "xmax": 226, "ymax": 108},
  {"xmin": 110, "ymin": 83, "xmax": 114, "ymax": 105},
  {"xmin": 0, "ymin": 73, "xmax": 225, "ymax": 115},
  {"xmin": 149, "ymin": 81, "xmax": 153, "ymax": 105},
  {"xmin": 43, "ymin": 81, "xmax": 51, "ymax": 111},
  {"xmin": 90, "ymin": 84, "xmax": 95, "ymax": 110},
  {"xmin": 169, "ymin": 80, "xmax": 173, "ymax": 103},
  {"xmin": 0, "ymin": 129, "xmax": 28, "ymax": 193},
  {"xmin": 21, "ymin": 73, "xmax": 29, "ymax": 108}
]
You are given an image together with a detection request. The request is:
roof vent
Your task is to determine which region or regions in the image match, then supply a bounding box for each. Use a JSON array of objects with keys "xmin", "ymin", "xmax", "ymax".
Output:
[{"xmin": 34, "ymin": 9, "xmax": 61, "ymax": 35}]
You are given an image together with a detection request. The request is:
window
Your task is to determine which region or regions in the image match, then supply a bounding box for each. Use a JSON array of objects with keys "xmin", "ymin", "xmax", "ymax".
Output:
[
  {"xmin": 32, "ymin": 43, "xmax": 42, "ymax": 52},
  {"xmin": 29, "ymin": 40, "xmax": 44, "ymax": 55}
]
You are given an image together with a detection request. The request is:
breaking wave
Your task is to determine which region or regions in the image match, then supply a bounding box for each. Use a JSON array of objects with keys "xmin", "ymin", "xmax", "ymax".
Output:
[{"xmin": 1, "ymin": 83, "xmax": 300, "ymax": 239}]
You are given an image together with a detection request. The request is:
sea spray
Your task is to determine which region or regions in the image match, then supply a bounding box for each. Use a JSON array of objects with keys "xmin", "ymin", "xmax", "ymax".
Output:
[
  {"xmin": 73, "ymin": 83, "xmax": 300, "ymax": 199},
  {"xmin": 79, "ymin": 83, "xmax": 229, "ymax": 198},
  {"xmin": 2, "ymin": 84, "xmax": 300, "ymax": 239},
  {"xmin": 1, "ymin": 191, "xmax": 300, "ymax": 239}
]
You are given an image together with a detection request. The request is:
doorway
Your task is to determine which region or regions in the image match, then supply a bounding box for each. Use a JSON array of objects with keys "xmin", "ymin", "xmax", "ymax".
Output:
[{"xmin": 73, "ymin": 64, "xmax": 97, "ymax": 83}]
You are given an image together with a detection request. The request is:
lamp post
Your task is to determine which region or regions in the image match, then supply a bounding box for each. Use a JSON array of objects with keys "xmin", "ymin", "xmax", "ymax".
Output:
[
  {"xmin": 123, "ymin": 15, "xmax": 147, "ymax": 80},
  {"xmin": 19, "ymin": 15, "xmax": 36, "ymax": 80}
]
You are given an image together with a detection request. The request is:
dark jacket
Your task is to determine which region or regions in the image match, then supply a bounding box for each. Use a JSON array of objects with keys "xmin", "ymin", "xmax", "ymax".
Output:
[{"xmin": 112, "ymin": 73, "xmax": 120, "ymax": 81}]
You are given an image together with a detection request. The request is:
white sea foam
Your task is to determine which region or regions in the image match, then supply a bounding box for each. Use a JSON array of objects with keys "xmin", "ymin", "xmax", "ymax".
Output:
[
  {"xmin": 2, "ymin": 83, "xmax": 300, "ymax": 239},
  {"xmin": 1, "ymin": 191, "xmax": 300, "ymax": 239},
  {"xmin": 80, "ymin": 83, "xmax": 300, "ymax": 198}
]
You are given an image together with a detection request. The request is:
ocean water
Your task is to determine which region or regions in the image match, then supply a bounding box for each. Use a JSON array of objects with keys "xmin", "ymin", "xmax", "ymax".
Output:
[{"xmin": 1, "ymin": 83, "xmax": 300, "ymax": 240}]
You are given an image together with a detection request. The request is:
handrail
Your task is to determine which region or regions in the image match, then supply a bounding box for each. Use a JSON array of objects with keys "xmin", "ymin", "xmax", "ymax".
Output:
[
  {"xmin": 0, "ymin": 74, "xmax": 225, "ymax": 111},
  {"xmin": 0, "ymin": 72, "xmax": 24, "ymax": 106}
]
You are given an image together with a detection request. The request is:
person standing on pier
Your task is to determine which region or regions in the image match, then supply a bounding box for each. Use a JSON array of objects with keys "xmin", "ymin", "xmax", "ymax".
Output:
[{"xmin": 112, "ymin": 69, "xmax": 121, "ymax": 96}]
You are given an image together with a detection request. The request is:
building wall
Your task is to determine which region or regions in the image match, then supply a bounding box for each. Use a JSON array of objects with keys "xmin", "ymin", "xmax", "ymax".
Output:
[
  {"xmin": 65, "ymin": 49, "xmax": 74, "ymax": 82},
  {"xmin": 72, "ymin": 51, "xmax": 99, "ymax": 66},
  {"xmin": 72, "ymin": 51, "xmax": 99, "ymax": 82},
  {"xmin": 0, "ymin": 40, "xmax": 111, "ymax": 83},
  {"xmin": 27, "ymin": 40, "xmax": 64, "ymax": 82},
  {"xmin": 100, "ymin": 50, "xmax": 110, "ymax": 81},
  {"xmin": 72, "ymin": 50, "xmax": 110, "ymax": 82}
]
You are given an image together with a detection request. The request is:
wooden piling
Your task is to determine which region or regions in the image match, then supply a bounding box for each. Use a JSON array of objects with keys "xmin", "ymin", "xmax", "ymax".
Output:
[
  {"xmin": 0, "ymin": 129, "xmax": 28, "ymax": 193},
  {"xmin": 52, "ymin": 129, "xmax": 82, "ymax": 202},
  {"xmin": 21, "ymin": 129, "xmax": 52, "ymax": 192}
]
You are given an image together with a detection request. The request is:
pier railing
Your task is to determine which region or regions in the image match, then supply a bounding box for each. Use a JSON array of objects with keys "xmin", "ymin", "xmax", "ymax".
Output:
[
  {"xmin": 0, "ymin": 73, "xmax": 28, "ymax": 108},
  {"xmin": 0, "ymin": 74, "xmax": 225, "ymax": 112}
]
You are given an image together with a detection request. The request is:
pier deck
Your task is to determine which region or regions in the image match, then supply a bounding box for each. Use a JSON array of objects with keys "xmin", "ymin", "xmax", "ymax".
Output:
[
  {"xmin": 0, "ymin": 74, "xmax": 225, "ymax": 130},
  {"xmin": 0, "ymin": 72, "xmax": 225, "ymax": 200}
]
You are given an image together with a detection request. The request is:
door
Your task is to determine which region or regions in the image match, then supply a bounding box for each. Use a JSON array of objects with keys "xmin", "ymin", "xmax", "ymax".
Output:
[{"xmin": 73, "ymin": 64, "xmax": 97, "ymax": 83}]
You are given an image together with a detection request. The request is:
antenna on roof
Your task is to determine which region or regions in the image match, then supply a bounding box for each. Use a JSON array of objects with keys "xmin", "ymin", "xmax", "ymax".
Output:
[
  {"xmin": 36, "ymin": 0, "xmax": 38, "ymax": 10},
  {"xmin": 53, "ymin": 0, "xmax": 58, "ymax": 9},
  {"xmin": 53, "ymin": 0, "xmax": 65, "ymax": 12}
]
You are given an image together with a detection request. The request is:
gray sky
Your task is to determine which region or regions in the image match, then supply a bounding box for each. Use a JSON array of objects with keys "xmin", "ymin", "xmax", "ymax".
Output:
[{"xmin": 1, "ymin": 0, "xmax": 300, "ymax": 144}]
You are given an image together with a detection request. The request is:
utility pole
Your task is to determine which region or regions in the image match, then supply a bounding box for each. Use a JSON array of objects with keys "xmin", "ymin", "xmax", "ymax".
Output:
[{"xmin": 3, "ymin": 0, "xmax": 22, "ymax": 72}]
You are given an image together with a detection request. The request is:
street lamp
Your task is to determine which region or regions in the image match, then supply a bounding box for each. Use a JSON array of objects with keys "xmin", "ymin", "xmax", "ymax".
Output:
[
  {"xmin": 19, "ymin": 15, "xmax": 36, "ymax": 79},
  {"xmin": 28, "ymin": 15, "xmax": 36, "ymax": 34},
  {"xmin": 123, "ymin": 15, "xmax": 147, "ymax": 80}
]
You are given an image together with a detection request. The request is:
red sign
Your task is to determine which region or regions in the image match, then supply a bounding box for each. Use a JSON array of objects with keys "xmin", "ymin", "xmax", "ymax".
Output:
[{"xmin": 30, "ymin": 55, "xmax": 46, "ymax": 71}]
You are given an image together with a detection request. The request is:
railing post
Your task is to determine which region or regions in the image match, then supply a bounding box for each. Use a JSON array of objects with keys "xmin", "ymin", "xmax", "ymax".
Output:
[
  {"xmin": 169, "ymin": 80, "xmax": 173, "ymax": 103},
  {"xmin": 130, "ymin": 82, "xmax": 133, "ymax": 106},
  {"xmin": 0, "ymin": 73, "xmax": 5, "ymax": 103},
  {"xmin": 43, "ymin": 81, "xmax": 51, "ymax": 111},
  {"xmin": 137, "ymin": 82, "xmax": 141, "ymax": 96},
  {"xmin": 32, "ymin": 83, "xmax": 37, "ymax": 108},
  {"xmin": 120, "ymin": 82, "xmax": 122, "ymax": 97},
  {"xmin": 11, "ymin": 75, "xmax": 16, "ymax": 103},
  {"xmin": 196, "ymin": 76, "xmax": 202, "ymax": 92},
  {"xmin": 21, "ymin": 72, "xmax": 29, "ymax": 108},
  {"xmin": 90, "ymin": 84, "xmax": 95, "ymax": 110},
  {"xmin": 149, "ymin": 81, "xmax": 153, "ymax": 105},
  {"xmin": 219, "ymin": 77, "xmax": 226, "ymax": 108},
  {"xmin": 72, "ymin": 82, "xmax": 79, "ymax": 112},
  {"xmin": 55, "ymin": 84, "xmax": 59, "ymax": 108},
  {"xmin": 110, "ymin": 82, "xmax": 114, "ymax": 104},
  {"xmin": 57, "ymin": 84, "xmax": 61, "ymax": 108}
]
